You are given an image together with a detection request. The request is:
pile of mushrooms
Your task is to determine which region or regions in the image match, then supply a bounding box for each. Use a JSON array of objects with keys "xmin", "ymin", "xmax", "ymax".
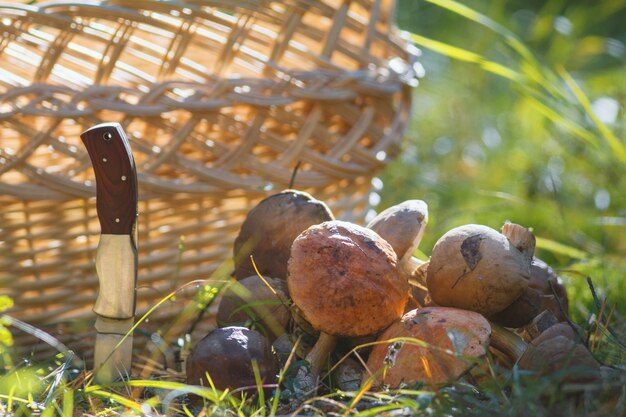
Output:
[{"xmin": 184, "ymin": 189, "xmax": 601, "ymax": 401}]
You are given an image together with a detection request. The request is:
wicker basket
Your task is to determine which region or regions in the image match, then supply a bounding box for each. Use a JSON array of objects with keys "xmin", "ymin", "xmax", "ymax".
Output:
[{"xmin": 0, "ymin": 0, "xmax": 418, "ymax": 363}]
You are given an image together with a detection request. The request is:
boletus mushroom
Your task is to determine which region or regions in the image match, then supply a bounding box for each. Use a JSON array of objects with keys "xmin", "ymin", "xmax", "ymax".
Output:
[
  {"xmin": 366, "ymin": 200, "xmax": 431, "ymax": 311},
  {"xmin": 364, "ymin": 307, "xmax": 491, "ymax": 388},
  {"xmin": 426, "ymin": 223, "xmax": 534, "ymax": 316},
  {"xmin": 529, "ymin": 258, "xmax": 569, "ymax": 320},
  {"xmin": 216, "ymin": 275, "xmax": 290, "ymax": 341},
  {"xmin": 233, "ymin": 190, "xmax": 334, "ymax": 280},
  {"xmin": 519, "ymin": 323, "xmax": 600, "ymax": 383},
  {"xmin": 405, "ymin": 261, "xmax": 431, "ymax": 311},
  {"xmin": 186, "ymin": 327, "xmax": 278, "ymax": 395},
  {"xmin": 366, "ymin": 200, "xmax": 428, "ymax": 277},
  {"xmin": 287, "ymin": 220, "xmax": 409, "ymax": 379},
  {"xmin": 490, "ymin": 257, "xmax": 570, "ymax": 328}
]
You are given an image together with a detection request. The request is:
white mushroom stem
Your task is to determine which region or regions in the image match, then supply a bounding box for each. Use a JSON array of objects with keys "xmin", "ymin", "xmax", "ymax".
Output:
[
  {"xmin": 305, "ymin": 332, "xmax": 337, "ymax": 376},
  {"xmin": 402, "ymin": 256, "xmax": 427, "ymax": 285},
  {"xmin": 501, "ymin": 222, "xmax": 536, "ymax": 262},
  {"xmin": 489, "ymin": 323, "xmax": 529, "ymax": 364}
]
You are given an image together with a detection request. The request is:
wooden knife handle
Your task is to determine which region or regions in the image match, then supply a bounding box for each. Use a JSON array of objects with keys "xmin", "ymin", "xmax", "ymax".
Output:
[{"xmin": 81, "ymin": 123, "xmax": 138, "ymax": 235}]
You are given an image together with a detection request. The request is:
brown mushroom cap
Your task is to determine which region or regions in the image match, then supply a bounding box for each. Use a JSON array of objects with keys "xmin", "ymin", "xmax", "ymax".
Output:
[
  {"xmin": 519, "ymin": 335, "xmax": 600, "ymax": 382},
  {"xmin": 426, "ymin": 224, "xmax": 531, "ymax": 316},
  {"xmin": 530, "ymin": 322, "xmax": 581, "ymax": 346},
  {"xmin": 529, "ymin": 258, "xmax": 569, "ymax": 320},
  {"xmin": 365, "ymin": 307, "xmax": 491, "ymax": 388},
  {"xmin": 367, "ymin": 200, "xmax": 428, "ymax": 265},
  {"xmin": 186, "ymin": 327, "xmax": 278, "ymax": 393},
  {"xmin": 216, "ymin": 275, "xmax": 290, "ymax": 341},
  {"xmin": 490, "ymin": 287, "xmax": 542, "ymax": 328},
  {"xmin": 491, "ymin": 258, "xmax": 569, "ymax": 327},
  {"xmin": 233, "ymin": 190, "xmax": 334, "ymax": 281},
  {"xmin": 288, "ymin": 220, "xmax": 408, "ymax": 337}
]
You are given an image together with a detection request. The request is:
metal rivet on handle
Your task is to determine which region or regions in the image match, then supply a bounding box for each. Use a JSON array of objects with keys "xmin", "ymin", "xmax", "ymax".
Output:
[
  {"xmin": 115, "ymin": 218, "xmax": 120, "ymax": 223},
  {"xmin": 103, "ymin": 132, "xmax": 113, "ymax": 142},
  {"xmin": 121, "ymin": 176, "xmax": 127, "ymax": 181}
]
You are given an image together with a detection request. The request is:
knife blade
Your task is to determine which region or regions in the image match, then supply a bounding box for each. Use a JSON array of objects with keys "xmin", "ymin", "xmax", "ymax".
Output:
[{"xmin": 81, "ymin": 122, "xmax": 138, "ymax": 383}]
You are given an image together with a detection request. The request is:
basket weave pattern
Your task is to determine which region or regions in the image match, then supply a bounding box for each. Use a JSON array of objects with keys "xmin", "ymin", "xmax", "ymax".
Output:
[{"xmin": 0, "ymin": 0, "xmax": 417, "ymax": 360}]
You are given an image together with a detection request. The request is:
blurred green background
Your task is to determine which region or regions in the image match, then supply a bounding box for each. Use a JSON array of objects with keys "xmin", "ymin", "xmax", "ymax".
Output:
[{"xmin": 382, "ymin": 0, "xmax": 626, "ymax": 323}]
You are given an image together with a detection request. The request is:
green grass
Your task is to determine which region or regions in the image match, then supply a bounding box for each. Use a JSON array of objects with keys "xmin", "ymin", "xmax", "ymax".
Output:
[
  {"xmin": 2, "ymin": 0, "xmax": 626, "ymax": 415},
  {"xmin": 383, "ymin": 0, "xmax": 626, "ymax": 323}
]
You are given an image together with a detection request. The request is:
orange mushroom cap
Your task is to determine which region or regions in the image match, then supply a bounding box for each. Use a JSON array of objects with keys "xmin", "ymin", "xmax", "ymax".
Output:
[
  {"xmin": 365, "ymin": 306, "xmax": 491, "ymax": 388},
  {"xmin": 288, "ymin": 220, "xmax": 409, "ymax": 337}
]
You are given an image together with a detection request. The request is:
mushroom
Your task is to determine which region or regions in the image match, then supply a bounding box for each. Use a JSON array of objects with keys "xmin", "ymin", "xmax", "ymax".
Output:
[
  {"xmin": 233, "ymin": 190, "xmax": 334, "ymax": 281},
  {"xmin": 529, "ymin": 258, "xmax": 569, "ymax": 320},
  {"xmin": 366, "ymin": 200, "xmax": 428, "ymax": 277},
  {"xmin": 287, "ymin": 220, "xmax": 409, "ymax": 380},
  {"xmin": 216, "ymin": 275, "xmax": 290, "ymax": 341},
  {"xmin": 489, "ymin": 287, "xmax": 542, "ymax": 328},
  {"xmin": 405, "ymin": 261, "xmax": 431, "ymax": 311},
  {"xmin": 426, "ymin": 223, "xmax": 534, "ymax": 316},
  {"xmin": 490, "ymin": 258, "xmax": 569, "ymax": 327},
  {"xmin": 530, "ymin": 322, "xmax": 582, "ymax": 346},
  {"xmin": 186, "ymin": 327, "xmax": 278, "ymax": 395},
  {"xmin": 519, "ymin": 331, "xmax": 600, "ymax": 383},
  {"xmin": 364, "ymin": 307, "xmax": 491, "ymax": 388}
]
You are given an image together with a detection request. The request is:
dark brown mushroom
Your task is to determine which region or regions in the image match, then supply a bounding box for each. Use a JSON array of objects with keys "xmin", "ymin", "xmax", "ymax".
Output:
[
  {"xmin": 530, "ymin": 322, "xmax": 581, "ymax": 346},
  {"xmin": 529, "ymin": 258, "xmax": 569, "ymax": 320},
  {"xmin": 216, "ymin": 275, "xmax": 290, "ymax": 341},
  {"xmin": 519, "ymin": 335, "xmax": 600, "ymax": 383},
  {"xmin": 233, "ymin": 190, "xmax": 334, "ymax": 281},
  {"xmin": 490, "ymin": 288, "xmax": 542, "ymax": 328},
  {"xmin": 186, "ymin": 327, "xmax": 278, "ymax": 394},
  {"xmin": 490, "ymin": 258, "xmax": 569, "ymax": 327}
]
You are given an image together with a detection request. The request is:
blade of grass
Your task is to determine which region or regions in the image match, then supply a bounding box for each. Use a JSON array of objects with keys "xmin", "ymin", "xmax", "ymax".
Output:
[
  {"xmin": 591, "ymin": 297, "xmax": 608, "ymax": 353},
  {"xmin": 409, "ymin": 31, "xmax": 604, "ymax": 155},
  {"xmin": 425, "ymin": 0, "xmax": 535, "ymax": 63},
  {"xmin": 594, "ymin": 303, "xmax": 616, "ymax": 353},
  {"xmin": 354, "ymin": 403, "xmax": 409, "ymax": 417},
  {"xmin": 42, "ymin": 354, "xmax": 73, "ymax": 409},
  {"xmin": 345, "ymin": 378, "xmax": 372, "ymax": 417},
  {"xmin": 1, "ymin": 315, "xmax": 83, "ymax": 368},
  {"xmin": 411, "ymin": 0, "xmax": 626, "ymax": 166},
  {"xmin": 586, "ymin": 277, "xmax": 626, "ymax": 350},
  {"xmin": 424, "ymin": 0, "xmax": 567, "ymax": 101},
  {"xmin": 410, "ymin": 33, "xmax": 521, "ymax": 82},
  {"xmin": 86, "ymin": 389, "xmax": 142, "ymax": 412},
  {"xmin": 182, "ymin": 404, "xmax": 194, "ymax": 417},
  {"xmin": 535, "ymin": 237, "xmax": 588, "ymax": 259},
  {"xmin": 558, "ymin": 66, "xmax": 626, "ymax": 165},
  {"xmin": 89, "ymin": 278, "xmax": 217, "ymax": 386},
  {"xmin": 62, "ymin": 388, "xmax": 73, "ymax": 417},
  {"xmin": 521, "ymin": 95, "xmax": 599, "ymax": 147},
  {"xmin": 251, "ymin": 360, "xmax": 266, "ymax": 417}
]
